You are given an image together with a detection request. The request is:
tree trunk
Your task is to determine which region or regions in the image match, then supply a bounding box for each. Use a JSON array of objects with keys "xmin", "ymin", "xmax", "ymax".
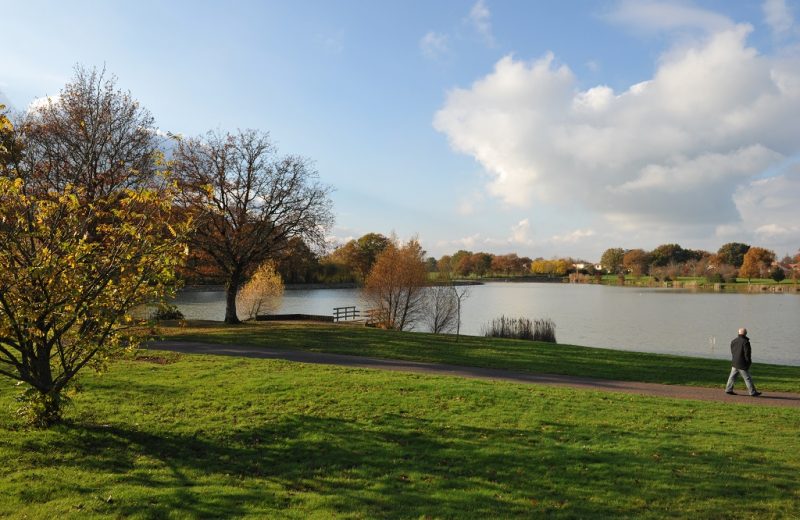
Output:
[
  {"xmin": 456, "ymin": 296, "xmax": 461, "ymax": 342},
  {"xmin": 37, "ymin": 390, "xmax": 63, "ymax": 427},
  {"xmin": 225, "ymin": 270, "xmax": 242, "ymax": 324}
]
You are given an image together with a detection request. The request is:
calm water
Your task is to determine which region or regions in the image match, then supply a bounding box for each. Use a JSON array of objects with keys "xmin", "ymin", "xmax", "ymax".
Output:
[{"xmin": 172, "ymin": 283, "xmax": 800, "ymax": 366}]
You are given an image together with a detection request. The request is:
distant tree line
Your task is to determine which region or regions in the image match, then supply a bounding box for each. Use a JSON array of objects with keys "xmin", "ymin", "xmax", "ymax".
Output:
[
  {"xmin": 185, "ymin": 233, "xmax": 800, "ymax": 287},
  {"xmin": 600, "ymin": 242, "xmax": 799, "ymax": 283}
]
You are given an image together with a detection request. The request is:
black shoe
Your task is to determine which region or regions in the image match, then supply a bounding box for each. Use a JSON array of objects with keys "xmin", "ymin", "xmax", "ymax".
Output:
[
  {"xmin": 750, "ymin": 391, "xmax": 762, "ymax": 397},
  {"xmin": 725, "ymin": 391, "xmax": 736, "ymax": 395}
]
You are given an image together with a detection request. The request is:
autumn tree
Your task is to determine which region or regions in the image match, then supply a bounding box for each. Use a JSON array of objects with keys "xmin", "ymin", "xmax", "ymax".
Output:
[
  {"xmin": 9, "ymin": 67, "xmax": 161, "ymax": 198},
  {"xmin": 491, "ymin": 253, "xmax": 530, "ymax": 276},
  {"xmin": 364, "ymin": 238, "xmax": 427, "ymax": 331},
  {"xmin": 173, "ymin": 129, "xmax": 334, "ymax": 323},
  {"xmin": 740, "ymin": 247, "xmax": 776, "ymax": 282},
  {"xmin": 600, "ymin": 248, "xmax": 625, "ymax": 274},
  {"xmin": 531, "ymin": 258, "xmax": 570, "ymax": 276},
  {"xmin": 275, "ymin": 237, "xmax": 320, "ymax": 284},
  {"xmin": 425, "ymin": 257, "xmax": 439, "ymax": 272},
  {"xmin": 451, "ymin": 250, "xmax": 475, "ymax": 277},
  {"xmin": 0, "ymin": 70, "xmax": 188, "ymax": 425},
  {"xmin": 329, "ymin": 232, "xmax": 390, "ymax": 282},
  {"xmin": 650, "ymin": 244, "xmax": 694, "ymax": 267},
  {"xmin": 623, "ymin": 249, "xmax": 651, "ymax": 277},
  {"xmin": 470, "ymin": 252, "xmax": 493, "ymax": 277},
  {"xmin": 354, "ymin": 233, "xmax": 391, "ymax": 277},
  {"xmin": 717, "ymin": 242, "xmax": 751, "ymax": 268},
  {"xmin": 0, "ymin": 104, "xmax": 21, "ymax": 168},
  {"xmin": 236, "ymin": 260, "xmax": 284, "ymax": 320},
  {"xmin": 437, "ymin": 255, "xmax": 453, "ymax": 275}
]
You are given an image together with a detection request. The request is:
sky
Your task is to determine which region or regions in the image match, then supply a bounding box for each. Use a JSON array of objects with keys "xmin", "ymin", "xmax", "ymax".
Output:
[{"xmin": 2, "ymin": 0, "xmax": 800, "ymax": 261}]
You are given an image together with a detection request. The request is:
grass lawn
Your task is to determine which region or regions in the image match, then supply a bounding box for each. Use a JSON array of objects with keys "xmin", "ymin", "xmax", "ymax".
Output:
[
  {"xmin": 156, "ymin": 321, "xmax": 800, "ymax": 392},
  {"xmin": 1, "ymin": 351, "xmax": 798, "ymax": 519}
]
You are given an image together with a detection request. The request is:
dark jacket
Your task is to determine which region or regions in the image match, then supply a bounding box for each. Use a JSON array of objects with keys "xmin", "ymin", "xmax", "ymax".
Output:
[{"xmin": 730, "ymin": 334, "xmax": 752, "ymax": 369}]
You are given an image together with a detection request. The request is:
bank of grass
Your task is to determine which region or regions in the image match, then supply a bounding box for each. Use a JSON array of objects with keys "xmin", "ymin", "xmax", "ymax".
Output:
[
  {"xmin": 1, "ymin": 351, "xmax": 798, "ymax": 518},
  {"xmin": 156, "ymin": 320, "xmax": 800, "ymax": 392},
  {"xmin": 598, "ymin": 274, "xmax": 799, "ymax": 286}
]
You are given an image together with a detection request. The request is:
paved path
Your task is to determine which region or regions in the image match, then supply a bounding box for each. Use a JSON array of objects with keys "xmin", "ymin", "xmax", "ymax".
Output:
[{"xmin": 148, "ymin": 341, "xmax": 800, "ymax": 409}]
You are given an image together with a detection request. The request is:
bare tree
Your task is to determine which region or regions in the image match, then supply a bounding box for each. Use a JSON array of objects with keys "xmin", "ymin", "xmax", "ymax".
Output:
[
  {"xmin": 453, "ymin": 284, "xmax": 471, "ymax": 342},
  {"xmin": 173, "ymin": 130, "xmax": 334, "ymax": 323},
  {"xmin": 8, "ymin": 66, "xmax": 160, "ymax": 198},
  {"xmin": 423, "ymin": 271, "xmax": 471, "ymax": 337},
  {"xmin": 423, "ymin": 284, "xmax": 459, "ymax": 334}
]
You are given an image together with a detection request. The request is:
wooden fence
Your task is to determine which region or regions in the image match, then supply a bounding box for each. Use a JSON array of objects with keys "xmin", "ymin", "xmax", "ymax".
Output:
[{"xmin": 332, "ymin": 306, "xmax": 381, "ymax": 325}]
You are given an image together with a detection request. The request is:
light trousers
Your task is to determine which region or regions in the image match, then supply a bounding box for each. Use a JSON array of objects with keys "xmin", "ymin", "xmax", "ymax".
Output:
[{"xmin": 725, "ymin": 366, "xmax": 757, "ymax": 395}]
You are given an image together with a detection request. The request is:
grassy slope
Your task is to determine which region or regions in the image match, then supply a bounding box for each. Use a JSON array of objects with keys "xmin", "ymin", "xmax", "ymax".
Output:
[
  {"xmin": 1, "ymin": 352, "xmax": 798, "ymax": 519},
  {"xmin": 157, "ymin": 321, "xmax": 800, "ymax": 392}
]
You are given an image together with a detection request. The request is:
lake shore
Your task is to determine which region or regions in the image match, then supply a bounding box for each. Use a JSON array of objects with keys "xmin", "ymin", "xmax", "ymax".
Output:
[{"xmin": 171, "ymin": 282, "xmax": 800, "ymax": 366}]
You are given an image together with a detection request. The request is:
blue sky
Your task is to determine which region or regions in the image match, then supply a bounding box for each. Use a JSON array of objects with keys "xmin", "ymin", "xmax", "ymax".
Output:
[{"xmin": 2, "ymin": 0, "xmax": 800, "ymax": 260}]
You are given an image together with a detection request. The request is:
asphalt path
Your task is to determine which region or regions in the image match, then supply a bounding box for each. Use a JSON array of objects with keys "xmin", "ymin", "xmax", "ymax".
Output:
[{"xmin": 147, "ymin": 341, "xmax": 800, "ymax": 408}]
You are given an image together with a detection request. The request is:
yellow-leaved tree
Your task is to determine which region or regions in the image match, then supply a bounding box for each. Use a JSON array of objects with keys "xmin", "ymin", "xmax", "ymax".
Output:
[
  {"xmin": 236, "ymin": 261, "xmax": 284, "ymax": 320},
  {"xmin": 0, "ymin": 67, "xmax": 190, "ymax": 426}
]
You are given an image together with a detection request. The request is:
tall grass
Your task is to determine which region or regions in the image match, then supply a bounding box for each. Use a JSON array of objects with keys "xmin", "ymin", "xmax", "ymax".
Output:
[{"xmin": 482, "ymin": 315, "xmax": 557, "ymax": 343}]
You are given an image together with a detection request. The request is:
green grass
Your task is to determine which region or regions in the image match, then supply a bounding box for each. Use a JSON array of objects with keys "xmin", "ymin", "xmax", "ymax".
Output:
[
  {"xmin": 1, "ymin": 351, "xmax": 798, "ymax": 518},
  {"xmin": 157, "ymin": 321, "xmax": 800, "ymax": 392}
]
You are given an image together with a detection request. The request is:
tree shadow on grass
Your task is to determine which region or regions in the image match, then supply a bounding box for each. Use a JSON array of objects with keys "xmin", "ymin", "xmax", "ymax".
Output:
[{"xmin": 20, "ymin": 413, "xmax": 796, "ymax": 518}]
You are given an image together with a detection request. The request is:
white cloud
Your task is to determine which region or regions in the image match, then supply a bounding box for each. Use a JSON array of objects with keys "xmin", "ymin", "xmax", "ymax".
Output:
[
  {"xmin": 468, "ymin": 0, "xmax": 495, "ymax": 47},
  {"xmin": 456, "ymin": 190, "xmax": 485, "ymax": 216},
  {"xmin": 446, "ymin": 233, "xmax": 482, "ymax": 250},
  {"xmin": 437, "ymin": 218, "xmax": 533, "ymax": 253},
  {"xmin": 607, "ymin": 0, "xmax": 735, "ymax": 34},
  {"xmin": 420, "ymin": 31, "xmax": 449, "ymax": 59},
  {"xmin": 510, "ymin": 218, "xmax": 531, "ymax": 244},
  {"xmin": 27, "ymin": 94, "xmax": 60, "ymax": 113},
  {"xmin": 731, "ymin": 167, "xmax": 800, "ymax": 250},
  {"xmin": 763, "ymin": 0, "xmax": 795, "ymax": 36},
  {"xmin": 433, "ymin": 23, "xmax": 800, "ymax": 252},
  {"xmin": 550, "ymin": 229, "xmax": 596, "ymax": 244}
]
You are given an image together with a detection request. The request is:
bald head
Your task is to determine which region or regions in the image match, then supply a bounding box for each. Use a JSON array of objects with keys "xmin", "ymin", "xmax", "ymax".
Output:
[{"xmin": 738, "ymin": 327, "xmax": 747, "ymax": 336}]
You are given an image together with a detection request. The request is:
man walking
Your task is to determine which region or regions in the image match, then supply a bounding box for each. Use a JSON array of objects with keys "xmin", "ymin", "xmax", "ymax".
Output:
[{"xmin": 725, "ymin": 327, "xmax": 761, "ymax": 397}]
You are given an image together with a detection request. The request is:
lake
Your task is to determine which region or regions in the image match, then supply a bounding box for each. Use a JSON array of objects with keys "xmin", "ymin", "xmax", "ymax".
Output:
[{"xmin": 172, "ymin": 282, "xmax": 800, "ymax": 366}]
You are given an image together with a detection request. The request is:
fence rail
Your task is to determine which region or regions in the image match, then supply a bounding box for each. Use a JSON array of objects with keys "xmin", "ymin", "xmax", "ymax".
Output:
[
  {"xmin": 332, "ymin": 306, "xmax": 360, "ymax": 322},
  {"xmin": 333, "ymin": 306, "xmax": 380, "ymax": 325}
]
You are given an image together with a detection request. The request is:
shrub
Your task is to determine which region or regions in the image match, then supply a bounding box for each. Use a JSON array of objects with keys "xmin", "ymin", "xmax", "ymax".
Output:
[
  {"xmin": 533, "ymin": 318, "xmax": 557, "ymax": 343},
  {"xmin": 771, "ymin": 266, "xmax": 786, "ymax": 283},
  {"xmin": 150, "ymin": 303, "xmax": 184, "ymax": 321},
  {"xmin": 482, "ymin": 316, "xmax": 557, "ymax": 343},
  {"xmin": 237, "ymin": 261, "xmax": 284, "ymax": 320}
]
